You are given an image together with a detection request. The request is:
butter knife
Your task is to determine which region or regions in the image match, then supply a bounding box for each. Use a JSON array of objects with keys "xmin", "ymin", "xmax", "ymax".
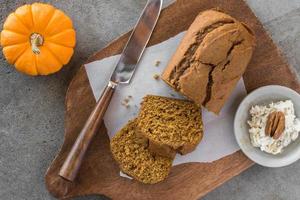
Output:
[{"xmin": 59, "ymin": 0, "xmax": 163, "ymax": 181}]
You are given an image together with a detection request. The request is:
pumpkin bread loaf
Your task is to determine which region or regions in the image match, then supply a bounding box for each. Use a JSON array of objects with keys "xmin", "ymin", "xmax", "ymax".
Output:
[
  {"xmin": 110, "ymin": 119, "xmax": 173, "ymax": 184},
  {"xmin": 137, "ymin": 95, "xmax": 203, "ymax": 158},
  {"xmin": 162, "ymin": 10, "xmax": 255, "ymax": 114}
]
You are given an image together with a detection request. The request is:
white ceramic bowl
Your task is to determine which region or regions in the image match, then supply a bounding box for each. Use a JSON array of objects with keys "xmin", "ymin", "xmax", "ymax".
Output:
[{"xmin": 234, "ymin": 85, "xmax": 300, "ymax": 167}]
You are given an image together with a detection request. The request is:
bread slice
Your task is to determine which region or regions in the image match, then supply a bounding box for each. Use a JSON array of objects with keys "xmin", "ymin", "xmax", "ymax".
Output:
[
  {"xmin": 162, "ymin": 10, "xmax": 256, "ymax": 114},
  {"xmin": 137, "ymin": 95, "xmax": 203, "ymax": 158},
  {"xmin": 110, "ymin": 119, "xmax": 173, "ymax": 184}
]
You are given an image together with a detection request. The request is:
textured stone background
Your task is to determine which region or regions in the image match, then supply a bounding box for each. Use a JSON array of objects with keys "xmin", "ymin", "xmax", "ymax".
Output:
[{"xmin": 0, "ymin": 0, "xmax": 300, "ymax": 199}]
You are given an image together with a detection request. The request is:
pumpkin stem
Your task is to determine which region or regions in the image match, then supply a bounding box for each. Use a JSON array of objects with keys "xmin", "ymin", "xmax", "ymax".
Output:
[{"xmin": 30, "ymin": 33, "xmax": 44, "ymax": 54}]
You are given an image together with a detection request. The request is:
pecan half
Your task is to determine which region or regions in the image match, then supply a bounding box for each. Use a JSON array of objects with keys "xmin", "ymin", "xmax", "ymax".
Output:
[{"xmin": 265, "ymin": 111, "xmax": 285, "ymax": 139}]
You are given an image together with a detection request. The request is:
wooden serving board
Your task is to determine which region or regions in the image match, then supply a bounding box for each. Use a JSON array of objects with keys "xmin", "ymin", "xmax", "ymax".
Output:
[{"xmin": 45, "ymin": 0, "xmax": 300, "ymax": 199}]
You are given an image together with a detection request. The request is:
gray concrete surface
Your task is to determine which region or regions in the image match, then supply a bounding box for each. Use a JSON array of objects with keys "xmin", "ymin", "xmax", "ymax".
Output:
[{"xmin": 0, "ymin": 0, "xmax": 300, "ymax": 200}]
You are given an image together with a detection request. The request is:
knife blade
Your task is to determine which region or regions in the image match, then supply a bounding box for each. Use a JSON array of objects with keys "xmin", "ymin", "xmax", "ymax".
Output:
[
  {"xmin": 111, "ymin": 0, "xmax": 163, "ymax": 84},
  {"xmin": 59, "ymin": 0, "xmax": 163, "ymax": 182}
]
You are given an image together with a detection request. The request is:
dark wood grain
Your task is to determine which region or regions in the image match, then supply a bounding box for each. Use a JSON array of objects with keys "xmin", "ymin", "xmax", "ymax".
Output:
[
  {"xmin": 45, "ymin": 0, "xmax": 300, "ymax": 199},
  {"xmin": 59, "ymin": 82, "xmax": 116, "ymax": 181}
]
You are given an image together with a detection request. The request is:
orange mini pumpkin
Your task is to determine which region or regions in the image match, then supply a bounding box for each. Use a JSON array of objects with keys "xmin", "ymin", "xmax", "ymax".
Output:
[{"xmin": 0, "ymin": 3, "xmax": 76, "ymax": 75}]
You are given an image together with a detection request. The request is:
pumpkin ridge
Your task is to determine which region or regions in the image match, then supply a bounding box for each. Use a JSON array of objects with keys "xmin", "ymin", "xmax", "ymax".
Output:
[
  {"xmin": 0, "ymin": 30, "xmax": 28, "ymax": 47},
  {"xmin": 30, "ymin": 7, "xmax": 37, "ymax": 30},
  {"xmin": 14, "ymin": 5, "xmax": 34, "ymax": 32},
  {"xmin": 42, "ymin": 10, "xmax": 58, "ymax": 36},
  {"xmin": 13, "ymin": 13, "xmax": 31, "ymax": 34},
  {"xmin": 14, "ymin": 43, "xmax": 29, "ymax": 64},
  {"xmin": 14, "ymin": 48, "xmax": 38, "ymax": 75},
  {"xmin": 45, "ymin": 37, "xmax": 74, "ymax": 48},
  {"xmin": 44, "ymin": 10, "xmax": 73, "ymax": 37},
  {"xmin": 35, "ymin": 46, "xmax": 62, "ymax": 75},
  {"xmin": 31, "ymin": 3, "xmax": 55, "ymax": 33},
  {"xmin": 28, "ymin": 5, "xmax": 34, "ymax": 31},
  {"xmin": 3, "ymin": 42, "xmax": 29, "ymax": 64},
  {"xmin": 1, "ymin": 28, "xmax": 28, "ymax": 37},
  {"xmin": 43, "ymin": 45, "xmax": 63, "ymax": 65},
  {"xmin": 43, "ymin": 10, "xmax": 71, "ymax": 37},
  {"xmin": 44, "ymin": 41, "xmax": 73, "ymax": 64},
  {"xmin": 46, "ymin": 29, "xmax": 76, "ymax": 48},
  {"xmin": 3, "ymin": 13, "xmax": 31, "ymax": 35}
]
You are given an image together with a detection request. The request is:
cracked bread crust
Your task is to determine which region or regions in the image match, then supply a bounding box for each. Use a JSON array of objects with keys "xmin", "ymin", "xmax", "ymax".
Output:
[{"xmin": 162, "ymin": 10, "xmax": 256, "ymax": 114}]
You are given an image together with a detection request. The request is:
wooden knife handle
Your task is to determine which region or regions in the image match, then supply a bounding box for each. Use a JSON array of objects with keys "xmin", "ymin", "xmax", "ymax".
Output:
[{"xmin": 59, "ymin": 81, "xmax": 117, "ymax": 181}]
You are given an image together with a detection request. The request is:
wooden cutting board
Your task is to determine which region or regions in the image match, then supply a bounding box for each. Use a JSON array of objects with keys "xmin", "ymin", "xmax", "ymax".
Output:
[{"xmin": 45, "ymin": 0, "xmax": 300, "ymax": 199}]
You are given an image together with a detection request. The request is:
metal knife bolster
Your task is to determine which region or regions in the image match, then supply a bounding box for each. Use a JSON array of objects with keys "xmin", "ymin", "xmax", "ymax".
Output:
[{"xmin": 108, "ymin": 80, "xmax": 118, "ymax": 89}]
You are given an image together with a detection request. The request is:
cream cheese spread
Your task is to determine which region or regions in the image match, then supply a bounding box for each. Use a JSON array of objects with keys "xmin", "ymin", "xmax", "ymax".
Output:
[{"xmin": 248, "ymin": 100, "xmax": 300, "ymax": 155}]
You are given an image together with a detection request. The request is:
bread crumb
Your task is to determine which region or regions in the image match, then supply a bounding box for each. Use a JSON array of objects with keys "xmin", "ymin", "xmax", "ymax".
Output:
[
  {"xmin": 121, "ymin": 97, "xmax": 132, "ymax": 108},
  {"xmin": 121, "ymin": 102, "xmax": 130, "ymax": 108},
  {"xmin": 123, "ymin": 98, "xmax": 129, "ymax": 104},
  {"xmin": 155, "ymin": 60, "xmax": 161, "ymax": 66},
  {"xmin": 153, "ymin": 74, "xmax": 160, "ymax": 80}
]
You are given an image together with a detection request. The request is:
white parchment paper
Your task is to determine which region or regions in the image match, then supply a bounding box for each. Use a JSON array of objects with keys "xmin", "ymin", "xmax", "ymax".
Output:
[{"xmin": 85, "ymin": 31, "xmax": 246, "ymax": 167}]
